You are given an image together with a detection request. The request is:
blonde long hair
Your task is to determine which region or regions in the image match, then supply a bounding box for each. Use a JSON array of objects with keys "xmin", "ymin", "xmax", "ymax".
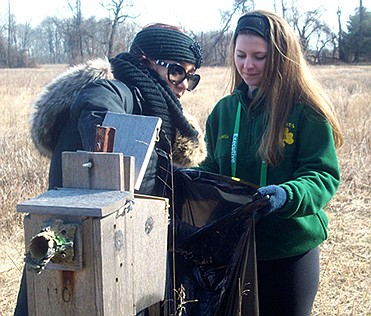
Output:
[{"xmin": 229, "ymin": 10, "xmax": 343, "ymax": 166}]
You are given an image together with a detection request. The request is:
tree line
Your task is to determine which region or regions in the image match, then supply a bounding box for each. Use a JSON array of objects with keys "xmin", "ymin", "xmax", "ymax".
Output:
[{"xmin": 1, "ymin": 0, "xmax": 370, "ymax": 68}]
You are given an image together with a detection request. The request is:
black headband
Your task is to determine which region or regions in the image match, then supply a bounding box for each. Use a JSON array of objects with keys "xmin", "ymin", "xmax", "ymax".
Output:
[
  {"xmin": 130, "ymin": 28, "xmax": 203, "ymax": 69},
  {"xmin": 234, "ymin": 13, "xmax": 270, "ymax": 42}
]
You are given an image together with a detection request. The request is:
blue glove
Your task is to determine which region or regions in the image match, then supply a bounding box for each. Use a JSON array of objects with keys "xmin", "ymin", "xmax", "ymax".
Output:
[{"xmin": 257, "ymin": 185, "xmax": 287, "ymax": 216}]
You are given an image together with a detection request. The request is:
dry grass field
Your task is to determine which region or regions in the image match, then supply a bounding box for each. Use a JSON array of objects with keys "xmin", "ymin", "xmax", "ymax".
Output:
[{"xmin": 0, "ymin": 64, "xmax": 370, "ymax": 315}]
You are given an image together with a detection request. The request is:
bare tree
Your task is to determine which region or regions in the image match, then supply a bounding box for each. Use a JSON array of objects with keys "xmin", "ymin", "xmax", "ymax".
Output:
[
  {"xmin": 82, "ymin": 17, "xmax": 110, "ymax": 58},
  {"xmin": 312, "ymin": 26, "xmax": 336, "ymax": 63},
  {"xmin": 0, "ymin": 29, "xmax": 6, "ymax": 67},
  {"xmin": 15, "ymin": 22, "xmax": 37, "ymax": 66},
  {"xmin": 337, "ymin": 6, "xmax": 345, "ymax": 61},
  {"xmin": 289, "ymin": 6, "xmax": 327, "ymax": 52},
  {"xmin": 199, "ymin": 0, "xmax": 254, "ymax": 64},
  {"xmin": 281, "ymin": 0, "xmax": 287, "ymax": 19},
  {"xmin": 35, "ymin": 18, "xmax": 67, "ymax": 64},
  {"xmin": 354, "ymin": 0, "xmax": 364, "ymax": 61},
  {"xmin": 67, "ymin": 0, "xmax": 83, "ymax": 64},
  {"xmin": 100, "ymin": 0, "xmax": 135, "ymax": 58},
  {"xmin": 17, "ymin": 23, "xmax": 34, "ymax": 52},
  {"xmin": 7, "ymin": 0, "xmax": 12, "ymax": 67}
]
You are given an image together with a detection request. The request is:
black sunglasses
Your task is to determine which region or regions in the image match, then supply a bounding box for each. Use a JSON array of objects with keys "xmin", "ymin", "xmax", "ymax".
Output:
[{"xmin": 156, "ymin": 60, "xmax": 200, "ymax": 91}]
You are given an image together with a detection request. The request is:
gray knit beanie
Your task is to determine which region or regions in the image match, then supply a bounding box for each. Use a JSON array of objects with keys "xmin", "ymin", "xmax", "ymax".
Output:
[{"xmin": 129, "ymin": 27, "xmax": 203, "ymax": 68}]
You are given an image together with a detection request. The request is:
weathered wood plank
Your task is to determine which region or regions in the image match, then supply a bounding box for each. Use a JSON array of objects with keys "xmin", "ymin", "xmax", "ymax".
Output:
[
  {"xmin": 96, "ymin": 202, "xmax": 135, "ymax": 315},
  {"xmin": 62, "ymin": 151, "xmax": 130, "ymax": 191},
  {"xmin": 124, "ymin": 155, "xmax": 135, "ymax": 193},
  {"xmin": 17, "ymin": 188, "xmax": 132, "ymax": 217},
  {"xmin": 132, "ymin": 195, "xmax": 169, "ymax": 314}
]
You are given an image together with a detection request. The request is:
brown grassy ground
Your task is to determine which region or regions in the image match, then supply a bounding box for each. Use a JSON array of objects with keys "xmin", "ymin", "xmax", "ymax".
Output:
[{"xmin": 0, "ymin": 64, "xmax": 370, "ymax": 315}]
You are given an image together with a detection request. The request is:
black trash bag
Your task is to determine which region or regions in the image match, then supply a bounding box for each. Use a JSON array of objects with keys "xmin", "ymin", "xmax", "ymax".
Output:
[{"xmin": 169, "ymin": 169, "xmax": 269, "ymax": 316}]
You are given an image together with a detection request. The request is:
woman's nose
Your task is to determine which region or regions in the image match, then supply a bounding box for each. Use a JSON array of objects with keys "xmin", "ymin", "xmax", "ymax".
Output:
[
  {"xmin": 176, "ymin": 78, "xmax": 189, "ymax": 92},
  {"xmin": 244, "ymin": 57, "xmax": 254, "ymax": 69}
]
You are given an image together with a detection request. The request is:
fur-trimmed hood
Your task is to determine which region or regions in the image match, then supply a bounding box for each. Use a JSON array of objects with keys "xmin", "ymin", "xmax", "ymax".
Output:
[
  {"xmin": 30, "ymin": 58, "xmax": 206, "ymax": 167},
  {"xmin": 31, "ymin": 58, "xmax": 113, "ymax": 157}
]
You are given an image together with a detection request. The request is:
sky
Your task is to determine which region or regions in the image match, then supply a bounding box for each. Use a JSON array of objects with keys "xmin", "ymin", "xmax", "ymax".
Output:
[{"xmin": 1, "ymin": 0, "xmax": 369, "ymax": 32}]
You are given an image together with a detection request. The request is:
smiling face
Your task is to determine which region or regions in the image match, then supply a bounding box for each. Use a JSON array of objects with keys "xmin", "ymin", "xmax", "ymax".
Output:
[
  {"xmin": 234, "ymin": 33, "xmax": 268, "ymax": 89},
  {"xmin": 152, "ymin": 60, "xmax": 197, "ymax": 98}
]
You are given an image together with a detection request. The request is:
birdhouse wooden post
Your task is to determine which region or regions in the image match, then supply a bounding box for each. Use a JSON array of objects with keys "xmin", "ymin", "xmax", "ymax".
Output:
[{"xmin": 17, "ymin": 114, "xmax": 169, "ymax": 315}]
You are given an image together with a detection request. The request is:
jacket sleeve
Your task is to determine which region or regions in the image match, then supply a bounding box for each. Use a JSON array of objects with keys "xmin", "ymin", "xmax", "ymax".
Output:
[
  {"xmin": 70, "ymin": 79, "xmax": 134, "ymax": 151},
  {"xmin": 278, "ymin": 108, "xmax": 341, "ymax": 218}
]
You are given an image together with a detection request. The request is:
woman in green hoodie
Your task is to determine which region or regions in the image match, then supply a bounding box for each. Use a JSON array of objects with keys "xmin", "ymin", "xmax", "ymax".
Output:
[{"xmin": 199, "ymin": 10, "xmax": 343, "ymax": 315}]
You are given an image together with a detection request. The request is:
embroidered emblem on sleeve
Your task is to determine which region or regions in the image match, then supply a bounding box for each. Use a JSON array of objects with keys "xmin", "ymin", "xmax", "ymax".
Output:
[{"xmin": 283, "ymin": 127, "xmax": 294, "ymax": 145}]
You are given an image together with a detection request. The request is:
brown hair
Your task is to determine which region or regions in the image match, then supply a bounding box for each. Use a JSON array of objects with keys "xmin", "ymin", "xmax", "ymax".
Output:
[
  {"xmin": 228, "ymin": 10, "xmax": 343, "ymax": 165},
  {"xmin": 142, "ymin": 23, "xmax": 185, "ymax": 32}
]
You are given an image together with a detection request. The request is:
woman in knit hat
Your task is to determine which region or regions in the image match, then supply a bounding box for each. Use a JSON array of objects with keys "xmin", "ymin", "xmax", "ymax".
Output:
[
  {"xmin": 15, "ymin": 23, "xmax": 205, "ymax": 316},
  {"xmin": 29, "ymin": 23, "xmax": 205, "ymax": 196}
]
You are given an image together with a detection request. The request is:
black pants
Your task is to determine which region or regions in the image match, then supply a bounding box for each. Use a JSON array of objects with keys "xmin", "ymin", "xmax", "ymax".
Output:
[
  {"xmin": 14, "ymin": 267, "xmax": 27, "ymax": 316},
  {"xmin": 257, "ymin": 247, "xmax": 320, "ymax": 316}
]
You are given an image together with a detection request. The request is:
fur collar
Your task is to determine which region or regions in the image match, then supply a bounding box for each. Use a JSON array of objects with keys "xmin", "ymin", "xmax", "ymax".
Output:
[{"xmin": 30, "ymin": 58, "xmax": 114, "ymax": 157}]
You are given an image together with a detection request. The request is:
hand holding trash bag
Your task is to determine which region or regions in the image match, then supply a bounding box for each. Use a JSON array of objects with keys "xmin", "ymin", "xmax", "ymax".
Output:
[{"xmin": 257, "ymin": 185, "xmax": 287, "ymax": 216}]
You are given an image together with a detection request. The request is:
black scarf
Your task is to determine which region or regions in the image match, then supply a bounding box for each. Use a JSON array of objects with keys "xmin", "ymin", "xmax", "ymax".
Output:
[{"xmin": 109, "ymin": 53, "xmax": 198, "ymax": 146}]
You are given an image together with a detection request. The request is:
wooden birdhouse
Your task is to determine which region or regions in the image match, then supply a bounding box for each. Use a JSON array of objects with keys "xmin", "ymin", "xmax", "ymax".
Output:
[{"xmin": 17, "ymin": 114, "xmax": 169, "ymax": 315}]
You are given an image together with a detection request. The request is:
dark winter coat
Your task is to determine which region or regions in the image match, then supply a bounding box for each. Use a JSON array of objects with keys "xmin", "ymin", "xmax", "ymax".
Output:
[{"xmin": 30, "ymin": 58, "xmax": 206, "ymax": 197}]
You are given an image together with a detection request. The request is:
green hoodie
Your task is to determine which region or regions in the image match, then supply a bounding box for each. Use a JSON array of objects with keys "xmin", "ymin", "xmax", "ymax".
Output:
[{"xmin": 199, "ymin": 84, "xmax": 340, "ymax": 260}]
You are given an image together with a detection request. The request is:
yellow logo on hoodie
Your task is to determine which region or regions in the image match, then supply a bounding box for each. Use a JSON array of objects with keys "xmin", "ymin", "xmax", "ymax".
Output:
[
  {"xmin": 283, "ymin": 124, "xmax": 294, "ymax": 146},
  {"xmin": 218, "ymin": 134, "xmax": 229, "ymax": 140}
]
